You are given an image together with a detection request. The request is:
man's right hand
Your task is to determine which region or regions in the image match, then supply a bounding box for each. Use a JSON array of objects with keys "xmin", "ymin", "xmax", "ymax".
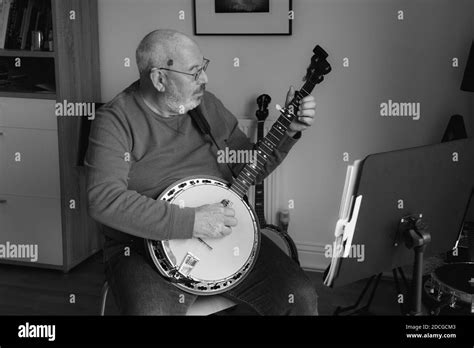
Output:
[{"xmin": 193, "ymin": 203, "xmax": 237, "ymax": 239}]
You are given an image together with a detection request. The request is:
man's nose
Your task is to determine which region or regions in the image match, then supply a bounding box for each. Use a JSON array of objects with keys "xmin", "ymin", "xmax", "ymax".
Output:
[{"xmin": 199, "ymin": 69, "xmax": 209, "ymax": 84}]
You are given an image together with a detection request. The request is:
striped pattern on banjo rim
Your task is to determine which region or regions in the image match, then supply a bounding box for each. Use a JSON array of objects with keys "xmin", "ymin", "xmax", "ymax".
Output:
[{"xmin": 145, "ymin": 45, "xmax": 331, "ymax": 295}]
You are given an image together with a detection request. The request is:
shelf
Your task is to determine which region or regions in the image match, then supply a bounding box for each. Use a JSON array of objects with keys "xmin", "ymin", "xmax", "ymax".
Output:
[
  {"xmin": 0, "ymin": 91, "xmax": 56, "ymax": 99},
  {"xmin": 0, "ymin": 49, "xmax": 55, "ymax": 58}
]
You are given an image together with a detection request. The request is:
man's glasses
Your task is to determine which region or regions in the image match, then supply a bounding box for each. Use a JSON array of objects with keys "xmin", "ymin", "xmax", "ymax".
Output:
[{"xmin": 152, "ymin": 58, "xmax": 210, "ymax": 81}]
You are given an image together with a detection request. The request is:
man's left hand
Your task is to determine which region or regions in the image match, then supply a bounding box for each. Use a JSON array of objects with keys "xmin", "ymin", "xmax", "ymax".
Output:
[{"xmin": 284, "ymin": 86, "xmax": 316, "ymax": 138}]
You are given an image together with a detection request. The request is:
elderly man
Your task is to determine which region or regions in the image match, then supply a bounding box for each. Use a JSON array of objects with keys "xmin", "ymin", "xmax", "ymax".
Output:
[{"xmin": 85, "ymin": 29, "xmax": 318, "ymax": 315}]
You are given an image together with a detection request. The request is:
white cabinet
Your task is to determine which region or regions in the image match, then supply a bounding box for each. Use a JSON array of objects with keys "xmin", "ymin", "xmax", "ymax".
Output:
[
  {"xmin": 0, "ymin": 98, "xmax": 63, "ymax": 269},
  {"xmin": 0, "ymin": 0, "xmax": 102, "ymax": 272},
  {"xmin": 0, "ymin": 195, "xmax": 63, "ymax": 266}
]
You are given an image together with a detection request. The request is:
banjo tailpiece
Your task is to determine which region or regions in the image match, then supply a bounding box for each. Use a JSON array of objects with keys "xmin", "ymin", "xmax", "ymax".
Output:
[{"xmin": 167, "ymin": 268, "xmax": 199, "ymax": 286}]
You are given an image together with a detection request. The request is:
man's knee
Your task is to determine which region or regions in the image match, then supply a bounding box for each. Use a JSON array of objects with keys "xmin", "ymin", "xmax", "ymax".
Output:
[
  {"xmin": 105, "ymin": 250, "xmax": 194, "ymax": 315},
  {"xmin": 115, "ymin": 287, "xmax": 192, "ymax": 315},
  {"xmin": 288, "ymin": 282, "xmax": 319, "ymax": 315},
  {"xmin": 121, "ymin": 300, "xmax": 183, "ymax": 316}
]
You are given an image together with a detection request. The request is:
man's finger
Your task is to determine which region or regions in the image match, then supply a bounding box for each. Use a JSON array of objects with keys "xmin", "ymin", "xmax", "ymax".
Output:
[
  {"xmin": 296, "ymin": 116, "xmax": 314, "ymax": 126},
  {"xmin": 224, "ymin": 216, "xmax": 238, "ymax": 227},
  {"xmin": 221, "ymin": 226, "xmax": 232, "ymax": 236},
  {"xmin": 297, "ymin": 109, "xmax": 316, "ymax": 117},
  {"xmin": 224, "ymin": 207, "xmax": 235, "ymax": 217},
  {"xmin": 299, "ymin": 95, "xmax": 315, "ymax": 104},
  {"xmin": 290, "ymin": 124, "xmax": 309, "ymax": 132},
  {"xmin": 299, "ymin": 101, "xmax": 316, "ymax": 110},
  {"xmin": 285, "ymin": 86, "xmax": 295, "ymax": 105}
]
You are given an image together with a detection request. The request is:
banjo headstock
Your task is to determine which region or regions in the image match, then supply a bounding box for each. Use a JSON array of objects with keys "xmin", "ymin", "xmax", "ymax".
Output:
[
  {"xmin": 303, "ymin": 45, "xmax": 332, "ymax": 88},
  {"xmin": 256, "ymin": 94, "xmax": 271, "ymax": 122}
]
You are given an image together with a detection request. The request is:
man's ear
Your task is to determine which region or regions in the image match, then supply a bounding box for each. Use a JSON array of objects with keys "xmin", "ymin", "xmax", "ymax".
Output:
[{"xmin": 150, "ymin": 69, "xmax": 166, "ymax": 92}]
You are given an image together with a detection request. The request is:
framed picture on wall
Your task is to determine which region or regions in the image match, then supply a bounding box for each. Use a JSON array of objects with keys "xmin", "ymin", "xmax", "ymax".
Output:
[{"xmin": 193, "ymin": 0, "xmax": 292, "ymax": 35}]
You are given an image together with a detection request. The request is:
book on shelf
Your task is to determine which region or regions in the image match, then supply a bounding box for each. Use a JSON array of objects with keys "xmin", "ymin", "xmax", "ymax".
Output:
[
  {"xmin": 19, "ymin": 0, "xmax": 33, "ymax": 49},
  {"xmin": 323, "ymin": 159, "xmax": 363, "ymax": 287},
  {"xmin": 0, "ymin": 0, "xmax": 12, "ymax": 48},
  {"xmin": 0, "ymin": 0, "xmax": 13, "ymax": 49},
  {"xmin": 0, "ymin": 0, "xmax": 52, "ymax": 50},
  {"xmin": 4, "ymin": 0, "xmax": 23, "ymax": 49}
]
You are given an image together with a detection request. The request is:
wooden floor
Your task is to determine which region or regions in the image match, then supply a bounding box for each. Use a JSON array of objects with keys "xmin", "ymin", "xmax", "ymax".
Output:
[{"xmin": 0, "ymin": 252, "xmax": 404, "ymax": 316}]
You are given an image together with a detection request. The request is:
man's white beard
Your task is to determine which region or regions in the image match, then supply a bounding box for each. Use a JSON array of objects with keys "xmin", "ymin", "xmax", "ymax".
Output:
[{"xmin": 166, "ymin": 90, "xmax": 200, "ymax": 115}]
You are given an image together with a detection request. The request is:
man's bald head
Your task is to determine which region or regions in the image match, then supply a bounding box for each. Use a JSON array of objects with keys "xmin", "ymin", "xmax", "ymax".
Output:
[{"xmin": 136, "ymin": 29, "xmax": 196, "ymax": 77}]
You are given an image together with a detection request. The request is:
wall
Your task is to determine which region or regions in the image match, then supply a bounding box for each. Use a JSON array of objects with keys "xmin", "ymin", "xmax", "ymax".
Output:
[
  {"xmin": 98, "ymin": 0, "xmax": 474, "ymax": 270},
  {"xmin": 471, "ymin": 15, "xmax": 474, "ymax": 121}
]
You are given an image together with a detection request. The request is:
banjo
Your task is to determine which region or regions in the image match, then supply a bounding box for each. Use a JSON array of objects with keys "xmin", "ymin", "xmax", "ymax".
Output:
[
  {"xmin": 146, "ymin": 45, "xmax": 332, "ymax": 295},
  {"xmin": 254, "ymin": 94, "xmax": 300, "ymax": 265}
]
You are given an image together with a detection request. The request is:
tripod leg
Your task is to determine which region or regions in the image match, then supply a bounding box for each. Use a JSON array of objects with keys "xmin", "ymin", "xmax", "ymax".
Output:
[
  {"xmin": 410, "ymin": 245, "xmax": 426, "ymax": 315},
  {"xmin": 393, "ymin": 268, "xmax": 407, "ymax": 315},
  {"xmin": 334, "ymin": 274, "xmax": 381, "ymax": 315},
  {"xmin": 398, "ymin": 267, "xmax": 410, "ymax": 291},
  {"xmin": 362, "ymin": 273, "xmax": 382, "ymax": 311}
]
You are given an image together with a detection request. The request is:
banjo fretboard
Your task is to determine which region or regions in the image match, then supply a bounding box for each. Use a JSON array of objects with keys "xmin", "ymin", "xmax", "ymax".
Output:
[{"xmin": 230, "ymin": 80, "xmax": 318, "ymax": 198}]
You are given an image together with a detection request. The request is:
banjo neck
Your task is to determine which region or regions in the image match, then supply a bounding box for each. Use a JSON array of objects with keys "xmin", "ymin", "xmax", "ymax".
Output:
[
  {"xmin": 229, "ymin": 80, "xmax": 317, "ymax": 199},
  {"xmin": 254, "ymin": 93, "xmax": 271, "ymax": 227},
  {"xmin": 255, "ymin": 118, "xmax": 267, "ymax": 227}
]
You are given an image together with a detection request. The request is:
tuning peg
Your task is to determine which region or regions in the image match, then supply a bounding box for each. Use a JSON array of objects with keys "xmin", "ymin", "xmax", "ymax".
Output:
[
  {"xmin": 263, "ymin": 94, "xmax": 271, "ymax": 105},
  {"xmin": 257, "ymin": 94, "xmax": 271, "ymax": 108},
  {"xmin": 313, "ymin": 45, "xmax": 328, "ymax": 59}
]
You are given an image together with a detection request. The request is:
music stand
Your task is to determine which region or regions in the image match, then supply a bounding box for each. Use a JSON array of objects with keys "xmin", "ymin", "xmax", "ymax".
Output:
[{"xmin": 330, "ymin": 137, "xmax": 474, "ymax": 315}]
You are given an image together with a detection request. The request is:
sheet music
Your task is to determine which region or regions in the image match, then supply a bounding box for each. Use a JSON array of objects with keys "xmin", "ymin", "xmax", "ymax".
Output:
[{"xmin": 324, "ymin": 160, "xmax": 362, "ymax": 287}]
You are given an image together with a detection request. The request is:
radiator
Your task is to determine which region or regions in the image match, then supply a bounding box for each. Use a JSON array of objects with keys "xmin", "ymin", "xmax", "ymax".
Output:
[{"xmin": 237, "ymin": 119, "xmax": 281, "ymax": 226}]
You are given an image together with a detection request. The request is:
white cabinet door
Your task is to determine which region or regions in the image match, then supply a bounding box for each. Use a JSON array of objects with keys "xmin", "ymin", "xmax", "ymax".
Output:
[
  {"xmin": 0, "ymin": 98, "xmax": 57, "ymax": 130},
  {"xmin": 0, "ymin": 127, "xmax": 60, "ymax": 198},
  {"xmin": 0, "ymin": 195, "xmax": 63, "ymax": 266}
]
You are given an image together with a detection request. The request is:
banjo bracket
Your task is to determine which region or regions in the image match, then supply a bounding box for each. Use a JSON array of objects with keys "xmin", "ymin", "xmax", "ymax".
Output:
[{"xmin": 168, "ymin": 268, "xmax": 199, "ymax": 286}]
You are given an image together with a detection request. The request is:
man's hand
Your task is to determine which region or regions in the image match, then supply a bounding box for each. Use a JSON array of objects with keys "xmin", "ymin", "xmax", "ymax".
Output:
[
  {"xmin": 193, "ymin": 203, "xmax": 237, "ymax": 239},
  {"xmin": 284, "ymin": 86, "xmax": 316, "ymax": 138}
]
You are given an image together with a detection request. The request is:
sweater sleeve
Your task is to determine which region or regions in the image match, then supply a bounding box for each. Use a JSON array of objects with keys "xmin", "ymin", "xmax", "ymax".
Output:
[
  {"xmin": 84, "ymin": 106, "xmax": 195, "ymax": 241},
  {"xmin": 211, "ymin": 94, "xmax": 301, "ymax": 184}
]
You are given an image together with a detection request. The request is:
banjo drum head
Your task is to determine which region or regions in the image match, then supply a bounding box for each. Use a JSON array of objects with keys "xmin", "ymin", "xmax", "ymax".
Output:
[{"xmin": 159, "ymin": 178, "xmax": 259, "ymax": 285}]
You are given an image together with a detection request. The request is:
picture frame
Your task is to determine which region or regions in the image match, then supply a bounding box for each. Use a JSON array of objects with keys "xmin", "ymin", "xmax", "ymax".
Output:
[{"xmin": 193, "ymin": 0, "xmax": 293, "ymax": 36}]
